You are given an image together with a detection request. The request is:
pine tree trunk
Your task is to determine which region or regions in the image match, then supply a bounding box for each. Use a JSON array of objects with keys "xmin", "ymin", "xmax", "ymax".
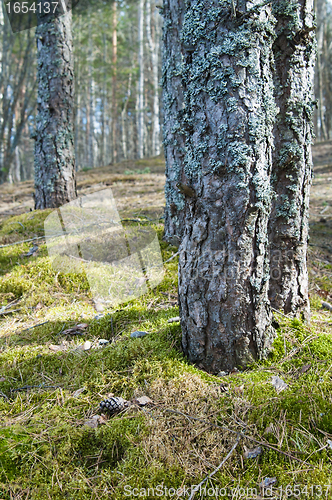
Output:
[
  {"xmin": 34, "ymin": 8, "xmax": 76, "ymax": 208},
  {"xmin": 268, "ymin": 0, "xmax": 316, "ymax": 319},
  {"xmin": 88, "ymin": 11, "xmax": 95, "ymax": 169},
  {"xmin": 101, "ymin": 32, "xmax": 108, "ymax": 166},
  {"xmin": 138, "ymin": 0, "xmax": 145, "ymax": 159},
  {"xmin": 146, "ymin": 0, "xmax": 160, "ymax": 157},
  {"xmin": 163, "ymin": 0, "xmax": 278, "ymax": 373},
  {"xmin": 112, "ymin": 0, "xmax": 118, "ymax": 164},
  {"xmin": 162, "ymin": 0, "xmax": 187, "ymax": 247},
  {"xmin": 121, "ymin": 72, "xmax": 132, "ymax": 160}
]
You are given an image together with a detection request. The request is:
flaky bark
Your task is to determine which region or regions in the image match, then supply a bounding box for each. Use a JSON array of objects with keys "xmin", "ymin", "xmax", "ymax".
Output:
[
  {"xmin": 162, "ymin": 0, "xmax": 186, "ymax": 247},
  {"xmin": 34, "ymin": 8, "xmax": 76, "ymax": 209},
  {"xmin": 269, "ymin": 0, "xmax": 316, "ymax": 319},
  {"xmin": 163, "ymin": 0, "xmax": 278, "ymax": 373}
]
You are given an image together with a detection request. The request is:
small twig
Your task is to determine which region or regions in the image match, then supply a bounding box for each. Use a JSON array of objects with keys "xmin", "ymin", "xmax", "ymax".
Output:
[
  {"xmin": 320, "ymin": 205, "xmax": 329, "ymax": 214},
  {"xmin": 271, "ymin": 307, "xmax": 294, "ymax": 320},
  {"xmin": 0, "ymin": 390, "xmax": 9, "ymax": 400},
  {"xmin": 0, "ymin": 298, "xmax": 21, "ymax": 313},
  {"xmin": 0, "ymin": 308, "xmax": 21, "ymax": 316},
  {"xmin": 8, "ymin": 221, "xmax": 25, "ymax": 230},
  {"xmin": 21, "ymin": 321, "xmax": 49, "ymax": 332},
  {"xmin": 322, "ymin": 301, "xmax": 332, "ymax": 312},
  {"xmin": 120, "ymin": 218, "xmax": 146, "ymax": 223},
  {"xmin": 188, "ymin": 435, "xmax": 241, "ymax": 500},
  {"xmin": 0, "ymin": 235, "xmax": 46, "ymax": 249},
  {"xmin": 10, "ymin": 384, "xmax": 61, "ymax": 393},
  {"xmin": 164, "ymin": 251, "xmax": 179, "ymax": 263},
  {"xmin": 161, "ymin": 292, "xmax": 178, "ymax": 299}
]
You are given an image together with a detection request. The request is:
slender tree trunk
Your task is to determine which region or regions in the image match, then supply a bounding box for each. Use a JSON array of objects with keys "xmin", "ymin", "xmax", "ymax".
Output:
[
  {"xmin": 163, "ymin": 0, "xmax": 277, "ymax": 373},
  {"xmin": 121, "ymin": 72, "xmax": 132, "ymax": 160},
  {"xmin": 146, "ymin": 0, "xmax": 160, "ymax": 156},
  {"xmin": 74, "ymin": 14, "xmax": 81, "ymax": 171},
  {"xmin": 88, "ymin": 11, "xmax": 95, "ymax": 168},
  {"xmin": 268, "ymin": 0, "xmax": 316, "ymax": 320},
  {"xmin": 315, "ymin": 0, "xmax": 327, "ymax": 141},
  {"xmin": 34, "ymin": 7, "xmax": 76, "ymax": 209},
  {"xmin": 138, "ymin": 0, "xmax": 145, "ymax": 159},
  {"xmin": 112, "ymin": 0, "xmax": 118, "ymax": 164},
  {"xmin": 101, "ymin": 32, "xmax": 108, "ymax": 166}
]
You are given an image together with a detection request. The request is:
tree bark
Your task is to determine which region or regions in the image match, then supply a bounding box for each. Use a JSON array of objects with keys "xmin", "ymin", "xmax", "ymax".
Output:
[
  {"xmin": 34, "ymin": 7, "xmax": 76, "ymax": 209},
  {"xmin": 162, "ymin": 0, "xmax": 187, "ymax": 247},
  {"xmin": 138, "ymin": 0, "xmax": 145, "ymax": 159},
  {"xmin": 268, "ymin": 0, "xmax": 316, "ymax": 319},
  {"xmin": 146, "ymin": 0, "xmax": 161, "ymax": 157},
  {"xmin": 112, "ymin": 0, "xmax": 118, "ymax": 164},
  {"xmin": 88, "ymin": 9, "xmax": 95, "ymax": 169},
  {"xmin": 163, "ymin": 0, "xmax": 278, "ymax": 373}
]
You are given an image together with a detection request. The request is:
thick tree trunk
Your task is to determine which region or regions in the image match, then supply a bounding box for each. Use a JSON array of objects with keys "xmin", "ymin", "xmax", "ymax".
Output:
[
  {"xmin": 162, "ymin": 0, "xmax": 187, "ymax": 247},
  {"xmin": 163, "ymin": 0, "xmax": 278, "ymax": 373},
  {"xmin": 34, "ymin": 8, "xmax": 76, "ymax": 209},
  {"xmin": 268, "ymin": 0, "xmax": 316, "ymax": 319}
]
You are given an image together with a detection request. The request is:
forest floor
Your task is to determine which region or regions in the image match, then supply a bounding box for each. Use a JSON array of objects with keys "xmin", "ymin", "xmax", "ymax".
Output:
[{"xmin": 0, "ymin": 144, "xmax": 332, "ymax": 499}]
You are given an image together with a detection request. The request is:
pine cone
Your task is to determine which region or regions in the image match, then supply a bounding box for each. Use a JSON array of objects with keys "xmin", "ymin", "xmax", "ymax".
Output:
[{"xmin": 99, "ymin": 396, "xmax": 127, "ymax": 415}]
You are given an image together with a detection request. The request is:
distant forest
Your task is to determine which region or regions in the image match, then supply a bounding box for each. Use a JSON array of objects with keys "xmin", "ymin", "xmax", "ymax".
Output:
[{"xmin": 0, "ymin": 0, "xmax": 331, "ymax": 183}]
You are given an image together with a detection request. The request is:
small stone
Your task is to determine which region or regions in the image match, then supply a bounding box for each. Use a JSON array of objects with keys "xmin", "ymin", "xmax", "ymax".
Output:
[
  {"xmin": 244, "ymin": 446, "xmax": 262, "ymax": 459},
  {"xmin": 167, "ymin": 316, "xmax": 180, "ymax": 323},
  {"xmin": 217, "ymin": 371, "xmax": 228, "ymax": 377},
  {"xmin": 130, "ymin": 331, "xmax": 149, "ymax": 338},
  {"xmin": 98, "ymin": 339, "xmax": 109, "ymax": 346},
  {"xmin": 83, "ymin": 340, "xmax": 92, "ymax": 351},
  {"xmin": 134, "ymin": 395, "xmax": 153, "ymax": 406}
]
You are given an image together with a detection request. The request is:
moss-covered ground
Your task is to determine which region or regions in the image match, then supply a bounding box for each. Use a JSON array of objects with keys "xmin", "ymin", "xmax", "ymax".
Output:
[{"xmin": 1, "ymin": 155, "xmax": 332, "ymax": 499}]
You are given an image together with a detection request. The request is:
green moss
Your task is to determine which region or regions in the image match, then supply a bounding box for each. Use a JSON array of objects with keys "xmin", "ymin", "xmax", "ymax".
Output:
[{"xmin": 0, "ymin": 205, "xmax": 331, "ymax": 497}]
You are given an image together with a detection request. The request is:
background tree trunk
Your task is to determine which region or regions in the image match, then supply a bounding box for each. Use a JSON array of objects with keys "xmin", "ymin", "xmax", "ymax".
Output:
[
  {"xmin": 138, "ymin": 0, "xmax": 145, "ymax": 159},
  {"xmin": 112, "ymin": 0, "xmax": 118, "ymax": 164},
  {"xmin": 34, "ymin": 8, "xmax": 76, "ymax": 209},
  {"xmin": 268, "ymin": 0, "xmax": 316, "ymax": 319}
]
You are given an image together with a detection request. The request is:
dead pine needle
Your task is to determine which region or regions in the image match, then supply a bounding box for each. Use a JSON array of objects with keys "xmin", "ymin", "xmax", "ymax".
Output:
[{"xmin": 188, "ymin": 435, "xmax": 241, "ymax": 500}]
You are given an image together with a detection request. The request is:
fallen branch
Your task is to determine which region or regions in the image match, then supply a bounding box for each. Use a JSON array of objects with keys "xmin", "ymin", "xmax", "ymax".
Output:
[{"xmin": 188, "ymin": 435, "xmax": 241, "ymax": 500}]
